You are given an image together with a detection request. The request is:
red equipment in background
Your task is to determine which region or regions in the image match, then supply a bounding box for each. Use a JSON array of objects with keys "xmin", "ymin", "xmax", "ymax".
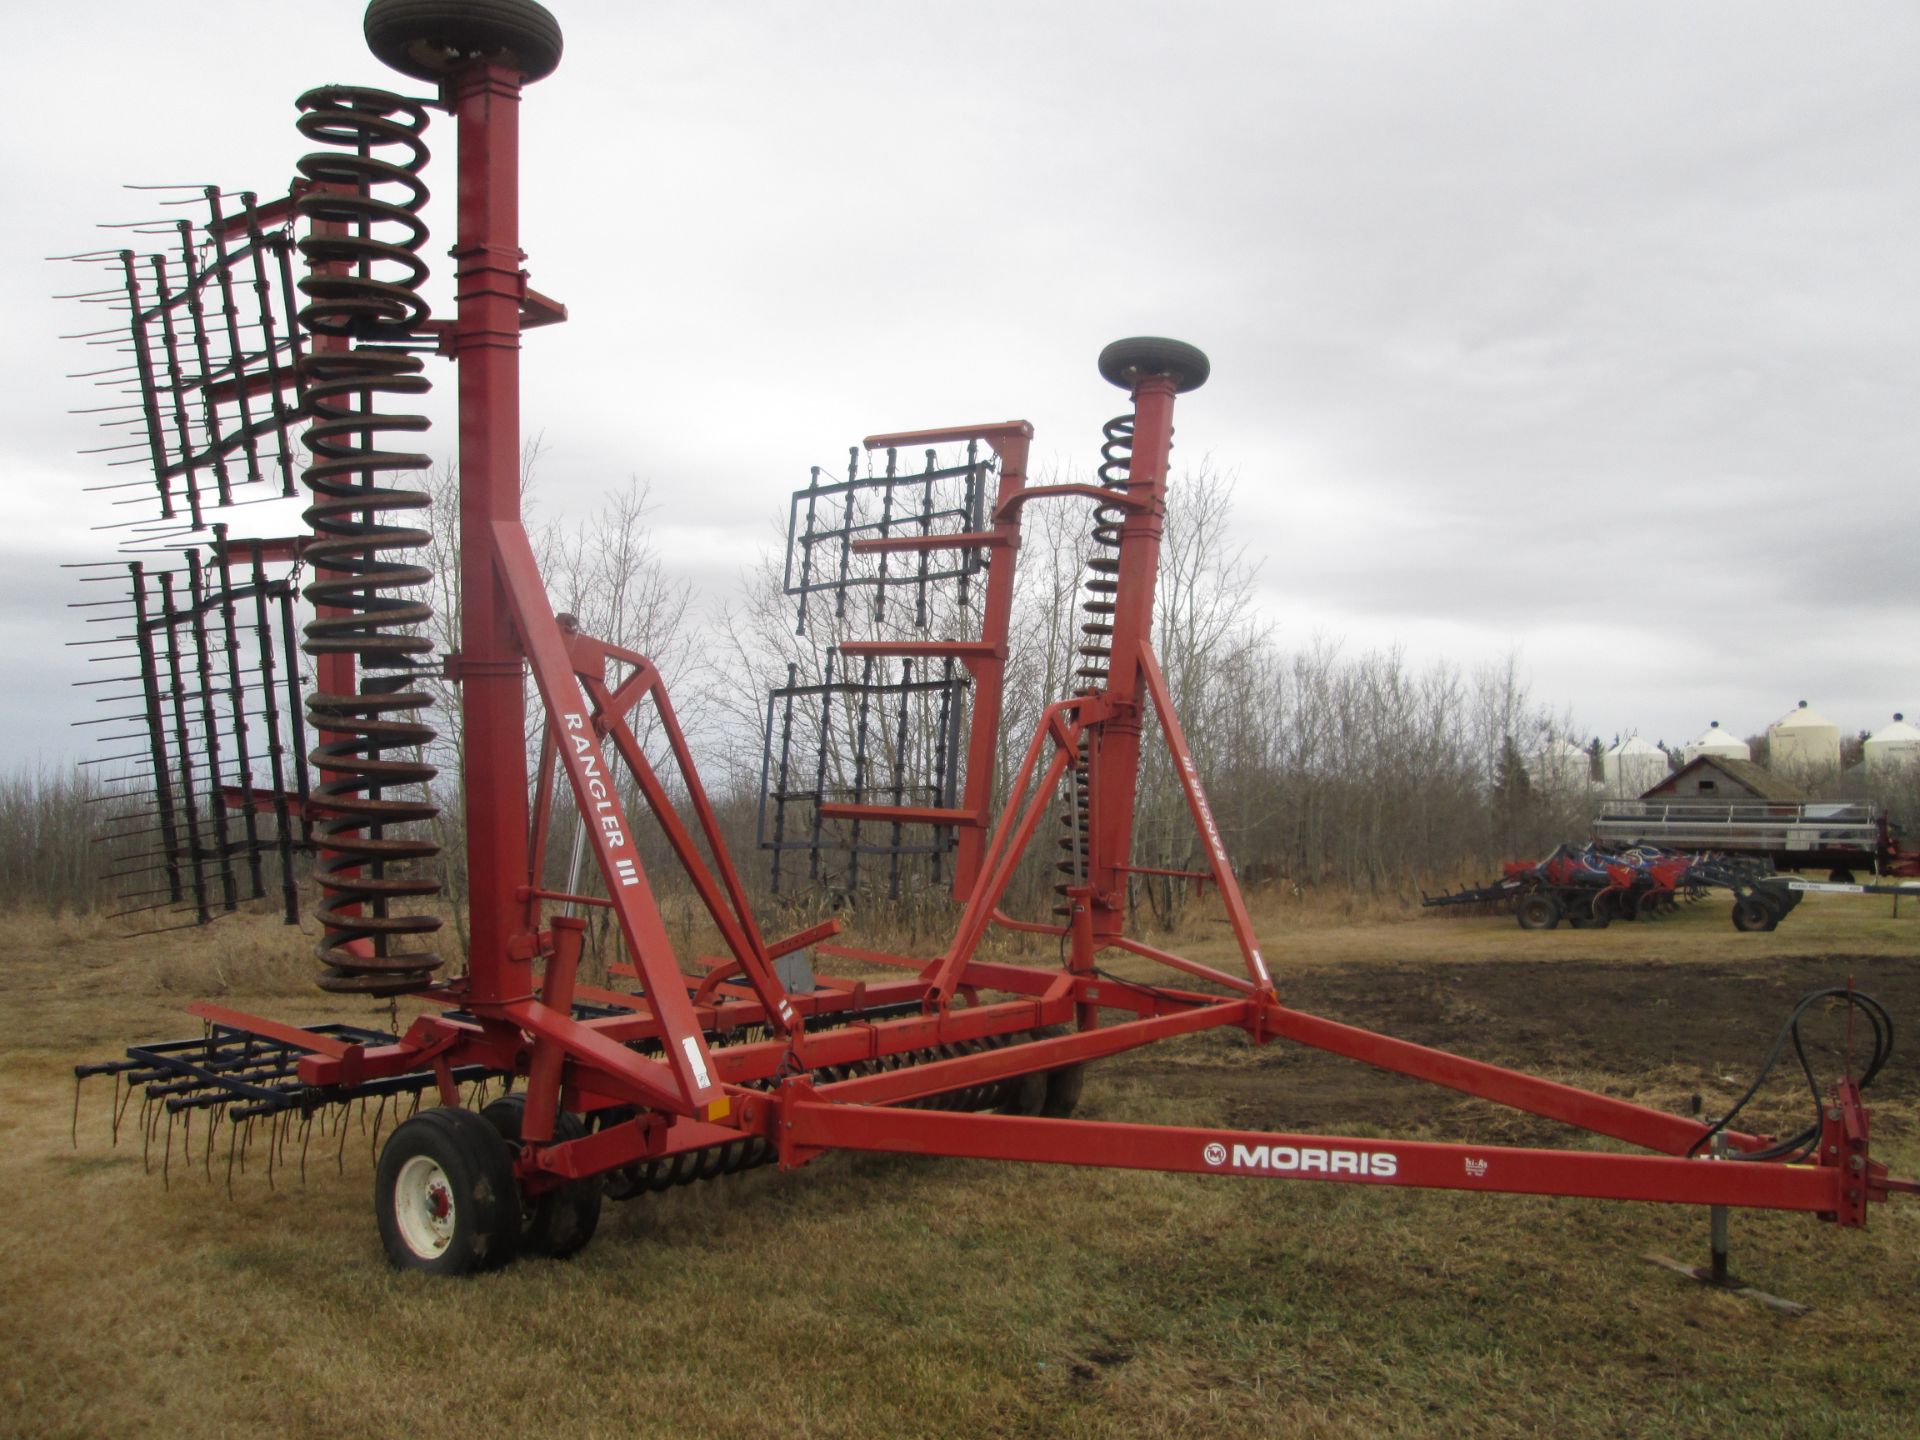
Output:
[{"xmin": 70, "ymin": 0, "xmax": 1915, "ymax": 1274}]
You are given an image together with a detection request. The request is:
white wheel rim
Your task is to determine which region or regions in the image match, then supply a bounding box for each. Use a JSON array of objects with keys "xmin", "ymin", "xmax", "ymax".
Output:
[{"xmin": 394, "ymin": 1153, "xmax": 456, "ymax": 1259}]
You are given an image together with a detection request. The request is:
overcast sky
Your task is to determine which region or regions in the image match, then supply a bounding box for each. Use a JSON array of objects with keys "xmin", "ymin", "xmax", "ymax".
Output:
[{"xmin": 7, "ymin": 0, "xmax": 1916, "ymax": 773}]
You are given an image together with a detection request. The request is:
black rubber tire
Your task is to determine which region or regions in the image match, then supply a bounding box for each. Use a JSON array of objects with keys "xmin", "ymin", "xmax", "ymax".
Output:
[
  {"xmin": 1097, "ymin": 337, "xmax": 1210, "ymax": 394},
  {"xmin": 481, "ymin": 1094, "xmax": 603, "ymax": 1259},
  {"xmin": 374, "ymin": 1107, "xmax": 521, "ymax": 1274},
  {"xmin": 1566, "ymin": 902, "xmax": 1609, "ymax": 930},
  {"xmin": 1829, "ymin": 868, "xmax": 1855, "ymax": 886},
  {"xmin": 998, "ymin": 1068, "xmax": 1049, "ymax": 1117},
  {"xmin": 1041, "ymin": 1062, "xmax": 1085, "ymax": 1119},
  {"xmin": 1515, "ymin": 894, "xmax": 1559, "ymax": 931},
  {"xmin": 365, "ymin": 0, "xmax": 563, "ymax": 84},
  {"xmin": 1018, "ymin": 1025, "xmax": 1085, "ymax": 1118},
  {"xmin": 1731, "ymin": 896, "xmax": 1775, "ymax": 933}
]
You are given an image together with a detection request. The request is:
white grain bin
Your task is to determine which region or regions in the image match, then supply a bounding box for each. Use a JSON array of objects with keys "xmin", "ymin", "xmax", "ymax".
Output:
[
  {"xmin": 1864, "ymin": 713, "xmax": 1920, "ymax": 776},
  {"xmin": 1602, "ymin": 734, "xmax": 1668, "ymax": 798},
  {"xmin": 1682, "ymin": 720, "xmax": 1751, "ymax": 764},
  {"xmin": 1529, "ymin": 738, "xmax": 1591, "ymax": 794},
  {"xmin": 1768, "ymin": 700, "xmax": 1841, "ymax": 779}
]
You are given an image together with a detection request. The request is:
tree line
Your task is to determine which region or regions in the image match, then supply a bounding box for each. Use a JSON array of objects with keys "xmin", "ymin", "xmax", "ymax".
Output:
[{"xmin": 15, "ymin": 461, "xmax": 1916, "ymax": 927}]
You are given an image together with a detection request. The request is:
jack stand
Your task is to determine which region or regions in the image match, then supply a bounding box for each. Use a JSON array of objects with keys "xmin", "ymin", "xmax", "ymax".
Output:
[{"xmin": 1647, "ymin": 1133, "xmax": 1811, "ymax": 1316}]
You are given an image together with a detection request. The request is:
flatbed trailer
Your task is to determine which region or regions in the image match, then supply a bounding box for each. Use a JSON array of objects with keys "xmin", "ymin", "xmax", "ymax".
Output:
[
  {"xmin": 1783, "ymin": 878, "xmax": 1920, "ymax": 901},
  {"xmin": 1592, "ymin": 800, "xmax": 1906, "ymax": 881}
]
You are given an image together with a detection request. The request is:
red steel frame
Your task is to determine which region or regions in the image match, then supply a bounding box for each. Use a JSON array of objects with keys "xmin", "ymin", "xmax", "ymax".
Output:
[
  {"xmin": 840, "ymin": 419, "xmax": 1031, "ymax": 897},
  {"xmin": 203, "ymin": 42, "xmax": 1916, "ymax": 1234}
]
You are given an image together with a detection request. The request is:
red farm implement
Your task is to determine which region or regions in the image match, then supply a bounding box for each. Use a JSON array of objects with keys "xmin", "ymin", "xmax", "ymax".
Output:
[
  {"xmin": 62, "ymin": 0, "xmax": 1916, "ymax": 1274},
  {"xmin": 1427, "ymin": 843, "xmax": 1920, "ymax": 932}
]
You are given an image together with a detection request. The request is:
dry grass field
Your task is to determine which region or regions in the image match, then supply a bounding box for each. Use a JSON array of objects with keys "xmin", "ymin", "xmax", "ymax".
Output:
[{"xmin": 2, "ymin": 889, "xmax": 1917, "ymax": 1439}]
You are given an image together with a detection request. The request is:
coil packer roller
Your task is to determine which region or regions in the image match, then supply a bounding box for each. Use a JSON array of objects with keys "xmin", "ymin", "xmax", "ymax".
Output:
[{"xmin": 68, "ymin": 0, "xmax": 1917, "ymax": 1274}]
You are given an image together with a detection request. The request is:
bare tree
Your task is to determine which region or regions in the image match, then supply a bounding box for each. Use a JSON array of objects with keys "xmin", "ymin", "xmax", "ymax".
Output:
[{"xmin": 415, "ymin": 444, "xmax": 705, "ymax": 953}]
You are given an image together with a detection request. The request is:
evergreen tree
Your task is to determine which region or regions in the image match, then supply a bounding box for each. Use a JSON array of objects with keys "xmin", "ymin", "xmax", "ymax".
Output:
[{"xmin": 1493, "ymin": 734, "xmax": 1535, "ymax": 852}]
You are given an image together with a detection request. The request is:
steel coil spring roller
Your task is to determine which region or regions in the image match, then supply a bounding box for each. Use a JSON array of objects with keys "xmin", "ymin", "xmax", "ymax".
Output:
[
  {"xmin": 292, "ymin": 86, "xmax": 443, "ymax": 995},
  {"xmin": 1053, "ymin": 409, "xmax": 1135, "ymax": 912}
]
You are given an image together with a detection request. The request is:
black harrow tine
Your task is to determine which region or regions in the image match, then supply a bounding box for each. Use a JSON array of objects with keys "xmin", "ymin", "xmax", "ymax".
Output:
[
  {"xmin": 246, "ymin": 194, "xmax": 301, "ymax": 498},
  {"xmin": 915, "ymin": 448, "xmax": 935, "ymax": 629},
  {"xmin": 277, "ymin": 586, "xmax": 310, "ymax": 830},
  {"xmin": 204, "ymin": 190, "xmax": 269, "ymax": 491},
  {"xmin": 146, "ymin": 253, "xmax": 205, "ymax": 531},
  {"xmin": 832, "ymin": 446, "xmax": 858, "ymax": 622},
  {"xmin": 808, "ymin": 649, "xmax": 835, "ymax": 883},
  {"xmin": 116, "ymin": 252, "xmax": 173, "ymax": 520},
  {"xmin": 762, "ymin": 662, "xmax": 798, "ymax": 895},
  {"xmin": 791, "ymin": 466, "xmax": 821, "ymax": 634},
  {"xmin": 955, "ymin": 438, "xmax": 976, "ymax": 612},
  {"xmin": 875, "ymin": 445, "xmax": 899, "ymax": 622},
  {"xmin": 211, "ymin": 527, "xmax": 265, "ymax": 899},
  {"xmin": 175, "ymin": 217, "xmax": 235, "ymax": 509},
  {"xmin": 185, "ymin": 550, "xmax": 239, "ymax": 912},
  {"xmin": 156, "ymin": 569, "xmax": 209, "ymax": 922},
  {"xmin": 848, "ymin": 653, "xmax": 879, "ymax": 895},
  {"xmin": 889, "ymin": 658, "xmax": 913, "ymax": 900},
  {"xmin": 249, "ymin": 549, "xmax": 299, "ymax": 920}
]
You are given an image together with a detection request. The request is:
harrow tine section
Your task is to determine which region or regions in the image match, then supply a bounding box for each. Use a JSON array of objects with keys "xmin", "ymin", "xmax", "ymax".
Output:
[
  {"xmin": 71, "ymin": 541, "xmax": 308, "ymax": 929},
  {"xmin": 56, "ymin": 181, "xmax": 319, "ymax": 936},
  {"xmin": 74, "ymin": 1015, "xmax": 513, "ymax": 1192}
]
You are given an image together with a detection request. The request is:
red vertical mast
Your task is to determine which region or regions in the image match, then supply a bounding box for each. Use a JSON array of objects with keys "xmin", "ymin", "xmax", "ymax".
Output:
[
  {"xmin": 1083, "ymin": 339, "xmax": 1209, "ymax": 945},
  {"xmin": 447, "ymin": 61, "xmax": 533, "ymax": 1004}
]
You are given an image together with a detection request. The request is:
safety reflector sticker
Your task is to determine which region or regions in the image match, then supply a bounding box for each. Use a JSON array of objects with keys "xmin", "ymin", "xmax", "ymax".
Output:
[{"xmin": 681, "ymin": 1035, "xmax": 712, "ymax": 1091}]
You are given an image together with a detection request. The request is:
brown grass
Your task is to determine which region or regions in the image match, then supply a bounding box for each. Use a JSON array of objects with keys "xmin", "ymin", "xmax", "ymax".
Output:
[{"xmin": 2, "ymin": 890, "xmax": 1917, "ymax": 1438}]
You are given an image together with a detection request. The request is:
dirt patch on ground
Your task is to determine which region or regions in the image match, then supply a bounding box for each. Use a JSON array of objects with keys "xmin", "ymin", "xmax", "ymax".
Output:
[{"xmin": 1113, "ymin": 951, "xmax": 1919, "ymax": 1146}]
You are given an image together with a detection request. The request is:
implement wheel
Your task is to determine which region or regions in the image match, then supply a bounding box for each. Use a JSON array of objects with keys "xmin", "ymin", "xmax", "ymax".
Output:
[
  {"xmin": 1829, "ymin": 868, "xmax": 1856, "ymax": 885},
  {"xmin": 1098, "ymin": 337, "xmax": 1211, "ymax": 394},
  {"xmin": 375, "ymin": 1107, "xmax": 521, "ymax": 1274},
  {"xmin": 365, "ymin": 0, "xmax": 563, "ymax": 83},
  {"xmin": 481, "ymin": 1093, "xmax": 603, "ymax": 1259},
  {"xmin": 1566, "ymin": 895, "xmax": 1609, "ymax": 929},
  {"xmin": 1731, "ymin": 896, "xmax": 1778, "ymax": 933},
  {"xmin": 1042, "ymin": 1063, "xmax": 1086, "ymax": 1119},
  {"xmin": 1021, "ymin": 1025, "xmax": 1086, "ymax": 1118},
  {"xmin": 999, "ymin": 1069, "xmax": 1049, "ymax": 1117},
  {"xmin": 1515, "ymin": 893, "xmax": 1559, "ymax": 931}
]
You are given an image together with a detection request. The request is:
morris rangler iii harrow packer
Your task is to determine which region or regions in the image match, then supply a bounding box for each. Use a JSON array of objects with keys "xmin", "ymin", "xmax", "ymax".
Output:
[{"xmin": 62, "ymin": 0, "xmax": 1915, "ymax": 1274}]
